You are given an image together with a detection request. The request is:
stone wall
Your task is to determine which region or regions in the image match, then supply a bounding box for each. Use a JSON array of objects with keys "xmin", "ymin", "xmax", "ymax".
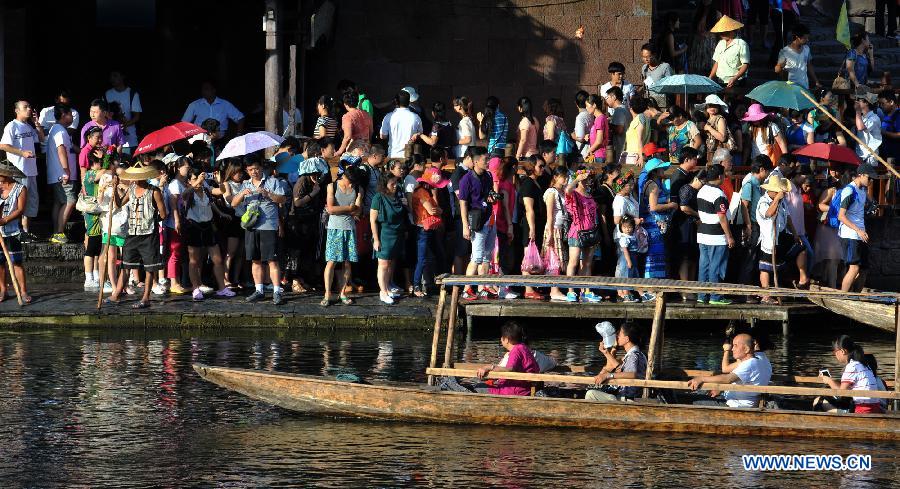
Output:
[
  {"xmin": 866, "ymin": 215, "xmax": 900, "ymax": 291},
  {"xmin": 306, "ymin": 0, "xmax": 653, "ymax": 116}
]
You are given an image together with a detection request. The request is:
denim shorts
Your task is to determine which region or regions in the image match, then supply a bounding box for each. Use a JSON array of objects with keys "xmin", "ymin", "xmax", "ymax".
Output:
[{"xmin": 470, "ymin": 223, "xmax": 497, "ymax": 264}]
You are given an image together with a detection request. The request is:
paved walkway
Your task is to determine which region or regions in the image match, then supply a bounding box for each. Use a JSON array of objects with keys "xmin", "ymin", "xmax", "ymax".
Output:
[{"xmin": 0, "ymin": 286, "xmax": 437, "ymax": 329}]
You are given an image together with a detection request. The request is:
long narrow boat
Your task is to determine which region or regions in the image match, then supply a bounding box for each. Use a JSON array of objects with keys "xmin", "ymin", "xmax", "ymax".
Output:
[
  {"xmin": 193, "ymin": 364, "xmax": 900, "ymax": 440},
  {"xmin": 808, "ymin": 285, "xmax": 897, "ymax": 333}
]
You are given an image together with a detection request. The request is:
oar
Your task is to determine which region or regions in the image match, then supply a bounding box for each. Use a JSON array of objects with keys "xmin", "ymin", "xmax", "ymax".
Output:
[
  {"xmin": 771, "ymin": 219, "xmax": 782, "ymax": 306},
  {"xmin": 96, "ymin": 196, "xmax": 117, "ymax": 310},
  {"xmin": 799, "ymin": 90, "xmax": 900, "ymax": 179},
  {"xmin": 0, "ymin": 234, "xmax": 24, "ymax": 306}
]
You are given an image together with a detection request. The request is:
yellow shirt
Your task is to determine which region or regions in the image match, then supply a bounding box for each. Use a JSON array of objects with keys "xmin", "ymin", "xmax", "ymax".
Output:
[
  {"xmin": 625, "ymin": 114, "xmax": 650, "ymax": 155},
  {"xmin": 712, "ymin": 38, "xmax": 750, "ymax": 83}
]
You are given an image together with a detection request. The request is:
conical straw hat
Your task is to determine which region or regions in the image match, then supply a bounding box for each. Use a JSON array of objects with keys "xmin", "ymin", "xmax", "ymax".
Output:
[
  {"xmin": 710, "ymin": 15, "xmax": 744, "ymax": 33},
  {"xmin": 119, "ymin": 161, "xmax": 159, "ymax": 181}
]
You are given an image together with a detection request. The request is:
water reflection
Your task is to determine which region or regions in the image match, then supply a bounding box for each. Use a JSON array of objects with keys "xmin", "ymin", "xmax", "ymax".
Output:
[{"xmin": 0, "ymin": 325, "xmax": 896, "ymax": 487}]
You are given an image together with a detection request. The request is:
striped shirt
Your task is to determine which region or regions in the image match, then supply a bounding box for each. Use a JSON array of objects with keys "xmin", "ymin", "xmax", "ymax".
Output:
[
  {"xmin": 314, "ymin": 116, "xmax": 338, "ymax": 139},
  {"xmin": 841, "ymin": 360, "xmax": 880, "ymax": 405},
  {"xmin": 696, "ymin": 184, "xmax": 728, "ymax": 246},
  {"xmin": 487, "ymin": 110, "xmax": 508, "ymax": 152}
]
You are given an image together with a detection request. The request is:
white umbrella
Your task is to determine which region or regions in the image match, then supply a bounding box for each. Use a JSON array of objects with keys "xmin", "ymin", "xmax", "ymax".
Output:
[{"xmin": 217, "ymin": 131, "xmax": 284, "ymax": 159}]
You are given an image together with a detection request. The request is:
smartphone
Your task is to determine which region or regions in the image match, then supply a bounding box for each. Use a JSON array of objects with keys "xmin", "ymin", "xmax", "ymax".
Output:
[{"xmin": 819, "ymin": 369, "xmax": 831, "ymax": 378}]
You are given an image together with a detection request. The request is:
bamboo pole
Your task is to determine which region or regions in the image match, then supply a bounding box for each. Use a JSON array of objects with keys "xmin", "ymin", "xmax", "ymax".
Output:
[
  {"xmin": 895, "ymin": 303, "xmax": 900, "ymax": 411},
  {"xmin": 442, "ymin": 286, "xmax": 461, "ymax": 368},
  {"xmin": 0, "ymin": 234, "xmax": 24, "ymax": 306},
  {"xmin": 643, "ymin": 294, "xmax": 666, "ymax": 398},
  {"xmin": 96, "ymin": 198, "xmax": 117, "ymax": 310},
  {"xmin": 799, "ymin": 90, "xmax": 900, "ymax": 179},
  {"xmin": 425, "ymin": 367, "xmax": 900, "ymax": 400},
  {"xmin": 427, "ymin": 286, "xmax": 448, "ymax": 386}
]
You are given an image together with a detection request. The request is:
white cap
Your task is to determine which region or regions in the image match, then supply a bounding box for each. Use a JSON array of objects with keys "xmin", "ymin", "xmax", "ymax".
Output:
[
  {"xmin": 595, "ymin": 321, "xmax": 617, "ymax": 348},
  {"xmin": 401, "ymin": 86, "xmax": 419, "ymax": 103}
]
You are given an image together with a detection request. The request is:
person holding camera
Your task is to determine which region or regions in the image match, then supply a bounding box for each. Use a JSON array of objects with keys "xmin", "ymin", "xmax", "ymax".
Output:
[
  {"xmin": 586, "ymin": 321, "xmax": 646, "ymax": 401},
  {"xmin": 183, "ymin": 170, "xmax": 234, "ymax": 301},
  {"xmin": 231, "ymin": 159, "xmax": 288, "ymax": 305},
  {"xmin": 458, "ymin": 147, "xmax": 497, "ymax": 300}
]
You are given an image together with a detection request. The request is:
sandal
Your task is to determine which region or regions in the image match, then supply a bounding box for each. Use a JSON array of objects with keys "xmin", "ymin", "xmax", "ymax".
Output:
[
  {"xmin": 292, "ymin": 281, "xmax": 307, "ymax": 294},
  {"xmin": 23, "ymin": 295, "xmax": 32, "ymax": 304},
  {"xmin": 320, "ymin": 297, "xmax": 332, "ymax": 307},
  {"xmin": 793, "ymin": 280, "xmax": 810, "ymax": 290},
  {"xmin": 132, "ymin": 301, "xmax": 150, "ymax": 309},
  {"xmin": 760, "ymin": 297, "xmax": 778, "ymax": 305},
  {"xmin": 103, "ymin": 297, "xmax": 120, "ymax": 305},
  {"xmin": 413, "ymin": 286, "xmax": 426, "ymax": 298},
  {"xmin": 340, "ymin": 295, "xmax": 354, "ymax": 305}
]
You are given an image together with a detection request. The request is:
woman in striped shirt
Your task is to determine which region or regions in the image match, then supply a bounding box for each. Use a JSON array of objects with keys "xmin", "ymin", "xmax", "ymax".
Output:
[
  {"xmin": 313, "ymin": 95, "xmax": 338, "ymax": 139},
  {"xmin": 820, "ymin": 335, "xmax": 885, "ymax": 414}
]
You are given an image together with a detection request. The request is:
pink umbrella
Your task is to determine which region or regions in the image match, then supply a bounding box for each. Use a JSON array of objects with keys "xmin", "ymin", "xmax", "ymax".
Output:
[{"xmin": 134, "ymin": 122, "xmax": 207, "ymax": 156}]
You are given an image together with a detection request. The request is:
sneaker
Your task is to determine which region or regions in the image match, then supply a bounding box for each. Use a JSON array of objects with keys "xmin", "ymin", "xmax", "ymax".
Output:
[
  {"xmin": 462, "ymin": 287, "xmax": 478, "ymax": 301},
  {"xmin": 216, "ymin": 288, "xmax": 236, "ymax": 298},
  {"xmin": 709, "ymin": 298, "xmax": 733, "ymax": 306},
  {"xmin": 581, "ymin": 292, "xmax": 602, "ymax": 303},
  {"xmin": 192, "ymin": 288, "xmax": 204, "ymax": 301},
  {"xmin": 272, "ymin": 290, "xmax": 284, "ymax": 305},
  {"xmin": 622, "ymin": 295, "xmax": 640, "ymax": 303},
  {"xmin": 641, "ymin": 292, "xmax": 656, "ymax": 302},
  {"xmin": 50, "ymin": 233, "xmax": 69, "ymax": 244},
  {"xmin": 158, "ymin": 278, "xmax": 170, "ymax": 288},
  {"xmin": 264, "ymin": 283, "xmax": 274, "ymax": 292},
  {"xmin": 479, "ymin": 289, "xmax": 499, "ymax": 300},
  {"xmin": 199, "ymin": 285, "xmax": 214, "ymax": 294},
  {"xmin": 151, "ymin": 284, "xmax": 167, "ymax": 296},
  {"xmin": 246, "ymin": 290, "xmax": 265, "ymax": 302},
  {"xmin": 565, "ymin": 291, "xmax": 579, "ymax": 303},
  {"xmin": 84, "ymin": 278, "xmax": 100, "ymax": 292},
  {"xmin": 696, "ymin": 297, "xmax": 708, "ymax": 304},
  {"xmin": 102, "ymin": 281, "xmax": 114, "ymax": 293},
  {"xmin": 498, "ymin": 286, "xmax": 519, "ymax": 300},
  {"xmin": 380, "ymin": 293, "xmax": 395, "ymax": 305},
  {"xmin": 389, "ymin": 284, "xmax": 402, "ymax": 295}
]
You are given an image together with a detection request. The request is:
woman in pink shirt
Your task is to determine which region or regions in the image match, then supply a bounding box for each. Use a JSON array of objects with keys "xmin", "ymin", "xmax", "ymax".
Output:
[
  {"xmin": 515, "ymin": 97, "xmax": 539, "ymax": 159},
  {"xmin": 585, "ymin": 94, "xmax": 608, "ymax": 161},
  {"xmin": 336, "ymin": 91, "xmax": 373, "ymax": 156},
  {"xmin": 476, "ymin": 321, "xmax": 540, "ymax": 396},
  {"xmin": 565, "ymin": 167, "xmax": 601, "ymax": 303}
]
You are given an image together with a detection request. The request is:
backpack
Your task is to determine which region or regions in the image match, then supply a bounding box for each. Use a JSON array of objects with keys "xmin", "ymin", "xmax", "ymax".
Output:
[
  {"xmin": 240, "ymin": 199, "xmax": 261, "ymax": 230},
  {"xmin": 827, "ymin": 186, "xmax": 850, "ymax": 229}
]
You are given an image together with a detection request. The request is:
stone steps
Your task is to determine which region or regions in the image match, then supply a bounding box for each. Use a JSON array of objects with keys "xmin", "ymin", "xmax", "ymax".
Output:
[{"xmin": 19, "ymin": 242, "xmax": 85, "ymax": 285}]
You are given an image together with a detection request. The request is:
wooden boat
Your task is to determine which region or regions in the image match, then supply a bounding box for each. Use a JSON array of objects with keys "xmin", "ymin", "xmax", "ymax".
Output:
[
  {"xmin": 808, "ymin": 285, "xmax": 897, "ymax": 333},
  {"xmin": 195, "ymin": 275, "xmax": 900, "ymax": 441},
  {"xmin": 193, "ymin": 363, "xmax": 900, "ymax": 440}
]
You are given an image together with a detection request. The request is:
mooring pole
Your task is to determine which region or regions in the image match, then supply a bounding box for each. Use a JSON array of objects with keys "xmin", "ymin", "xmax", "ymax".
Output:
[
  {"xmin": 427, "ymin": 286, "xmax": 448, "ymax": 386},
  {"xmin": 643, "ymin": 293, "xmax": 666, "ymax": 398},
  {"xmin": 442, "ymin": 286, "xmax": 461, "ymax": 368}
]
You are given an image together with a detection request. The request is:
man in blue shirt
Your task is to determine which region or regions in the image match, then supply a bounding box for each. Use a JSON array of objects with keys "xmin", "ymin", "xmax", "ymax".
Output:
[
  {"xmin": 878, "ymin": 90, "xmax": 899, "ymax": 162},
  {"xmin": 231, "ymin": 160, "xmax": 287, "ymax": 304},
  {"xmin": 738, "ymin": 156, "xmax": 771, "ymax": 292}
]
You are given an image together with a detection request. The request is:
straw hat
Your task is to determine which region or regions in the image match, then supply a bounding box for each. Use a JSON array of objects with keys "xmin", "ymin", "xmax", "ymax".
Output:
[
  {"xmin": 0, "ymin": 159, "xmax": 26, "ymax": 180},
  {"xmin": 761, "ymin": 176, "xmax": 792, "ymax": 193},
  {"xmin": 119, "ymin": 161, "xmax": 159, "ymax": 181},
  {"xmin": 710, "ymin": 15, "xmax": 744, "ymax": 33},
  {"xmin": 695, "ymin": 94, "xmax": 729, "ymax": 113}
]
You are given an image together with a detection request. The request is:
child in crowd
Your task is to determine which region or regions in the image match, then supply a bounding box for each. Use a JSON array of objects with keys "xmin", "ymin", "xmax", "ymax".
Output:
[
  {"xmin": 0, "ymin": 161, "xmax": 30, "ymax": 303},
  {"xmin": 81, "ymin": 150, "xmax": 106, "ymax": 291},
  {"xmin": 615, "ymin": 215, "xmax": 641, "ymax": 302}
]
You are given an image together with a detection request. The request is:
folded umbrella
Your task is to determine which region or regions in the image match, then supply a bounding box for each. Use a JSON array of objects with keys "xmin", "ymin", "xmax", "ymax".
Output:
[
  {"xmin": 218, "ymin": 131, "xmax": 284, "ymax": 160},
  {"xmin": 747, "ymin": 80, "xmax": 816, "ymax": 111},
  {"xmin": 648, "ymin": 74, "xmax": 722, "ymax": 94},
  {"xmin": 792, "ymin": 142, "xmax": 861, "ymax": 166},
  {"xmin": 134, "ymin": 123, "xmax": 208, "ymax": 156}
]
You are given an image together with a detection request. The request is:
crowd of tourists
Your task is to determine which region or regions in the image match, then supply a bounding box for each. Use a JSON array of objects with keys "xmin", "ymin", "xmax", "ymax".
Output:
[{"xmin": 0, "ymin": 9, "xmax": 898, "ymax": 308}]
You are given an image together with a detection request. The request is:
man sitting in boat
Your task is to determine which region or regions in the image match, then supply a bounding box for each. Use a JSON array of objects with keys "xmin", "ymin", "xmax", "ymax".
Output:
[
  {"xmin": 585, "ymin": 321, "xmax": 647, "ymax": 402},
  {"xmin": 475, "ymin": 321, "xmax": 540, "ymax": 396},
  {"xmin": 687, "ymin": 333, "xmax": 772, "ymax": 407}
]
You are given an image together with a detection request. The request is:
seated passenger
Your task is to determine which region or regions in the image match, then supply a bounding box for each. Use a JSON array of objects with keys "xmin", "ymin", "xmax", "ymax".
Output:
[
  {"xmin": 862, "ymin": 354, "xmax": 889, "ymax": 413},
  {"xmin": 475, "ymin": 321, "xmax": 540, "ymax": 396},
  {"xmin": 721, "ymin": 328, "xmax": 773, "ymax": 375},
  {"xmin": 688, "ymin": 333, "xmax": 772, "ymax": 407},
  {"xmin": 819, "ymin": 335, "xmax": 885, "ymax": 414},
  {"xmin": 586, "ymin": 321, "xmax": 647, "ymax": 401}
]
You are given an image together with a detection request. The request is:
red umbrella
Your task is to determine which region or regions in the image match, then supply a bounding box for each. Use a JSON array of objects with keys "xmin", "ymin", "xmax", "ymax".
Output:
[
  {"xmin": 792, "ymin": 142, "xmax": 860, "ymax": 166},
  {"xmin": 134, "ymin": 122, "xmax": 207, "ymax": 156}
]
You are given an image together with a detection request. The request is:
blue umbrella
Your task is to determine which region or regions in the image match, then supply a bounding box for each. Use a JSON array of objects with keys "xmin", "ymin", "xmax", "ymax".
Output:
[
  {"xmin": 747, "ymin": 80, "xmax": 816, "ymax": 111},
  {"xmin": 648, "ymin": 74, "xmax": 722, "ymax": 95}
]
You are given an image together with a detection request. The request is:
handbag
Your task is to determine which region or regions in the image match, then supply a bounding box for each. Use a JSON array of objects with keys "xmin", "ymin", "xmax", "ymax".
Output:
[
  {"xmin": 576, "ymin": 227, "xmax": 601, "ymax": 248},
  {"xmin": 467, "ymin": 206, "xmax": 489, "ymax": 233},
  {"xmin": 556, "ymin": 130, "xmax": 576, "ymax": 155},
  {"xmin": 76, "ymin": 186, "xmax": 102, "ymax": 215},
  {"xmin": 421, "ymin": 214, "xmax": 443, "ymax": 231}
]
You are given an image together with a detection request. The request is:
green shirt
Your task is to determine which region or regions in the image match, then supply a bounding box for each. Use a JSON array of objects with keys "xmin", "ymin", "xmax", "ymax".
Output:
[
  {"xmin": 358, "ymin": 92, "xmax": 373, "ymax": 119},
  {"xmin": 83, "ymin": 169, "xmax": 103, "ymax": 236}
]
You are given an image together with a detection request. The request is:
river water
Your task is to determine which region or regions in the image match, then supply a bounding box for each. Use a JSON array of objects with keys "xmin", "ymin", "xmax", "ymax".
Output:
[{"xmin": 0, "ymin": 321, "xmax": 897, "ymax": 488}]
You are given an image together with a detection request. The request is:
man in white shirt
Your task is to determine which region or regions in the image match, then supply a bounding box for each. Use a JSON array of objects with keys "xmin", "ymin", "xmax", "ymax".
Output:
[
  {"xmin": 837, "ymin": 164, "xmax": 876, "ymax": 292},
  {"xmin": 604, "ymin": 86, "xmax": 631, "ymax": 160},
  {"xmin": 854, "ymin": 93, "xmax": 882, "ymax": 165},
  {"xmin": 0, "ymin": 100, "xmax": 44, "ymax": 241},
  {"xmin": 381, "ymin": 90, "xmax": 422, "ymax": 158},
  {"xmin": 104, "ymin": 70, "xmax": 143, "ymax": 153},
  {"xmin": 46, "ymin": 105, "xmax": 78, "ymax": 244},
  {"xmin": 688, "ymin": 333, "xmax": 772, "ymax": 407},
  {"xmin": 572, "ymin": 90, "xmax": 595, "ymax": 159},
  {"xmin": 599, "ymin": 62, "xmax": 634, "ymax": 111},
  {"xmin": 182, "ymin": 81, "xmax": 245, "ymax": 134},
  {"xmin": 38, "ymin": 90, "xmax": 80, "ymax": 131},
  {"xmin": 775, "ymin": 24, "xmax": 820, "ymax": 90}
]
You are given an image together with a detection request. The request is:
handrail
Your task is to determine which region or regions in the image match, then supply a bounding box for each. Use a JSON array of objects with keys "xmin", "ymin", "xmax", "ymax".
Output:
[
  {"xmin": 434, "ymin": 274, "xmax": 900, "ymax": 303},
  {"xmin": 426, "ymin": 367, "xmax": 900, "ymax": 401}
]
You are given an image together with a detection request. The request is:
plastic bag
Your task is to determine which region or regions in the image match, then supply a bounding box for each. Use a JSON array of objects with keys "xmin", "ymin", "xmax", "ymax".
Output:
[
  {"xmin": 543, "ymin": 244, "xmax": 560, "ymax": 276},
  {"xmin": 521, "ymin": 240, "xmax": 545, "ymax": 274}
]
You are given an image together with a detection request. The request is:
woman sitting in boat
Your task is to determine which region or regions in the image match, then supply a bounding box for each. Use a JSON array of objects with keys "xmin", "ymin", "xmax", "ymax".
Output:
[
  {"xmin": 818, "ymin": 335, "xmax": 885, "ymax": 414},
  {"xmin": 475, "ymin": 321, "xmax": 540, "ymax": 396},
  {"xmin": 586, "ymin": 321, "xmax": 646, "ymax": 402}
]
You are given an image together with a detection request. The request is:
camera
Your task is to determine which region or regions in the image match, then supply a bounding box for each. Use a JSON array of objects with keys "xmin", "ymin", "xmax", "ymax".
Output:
[{"xmin": 488, "ymin": 190, "xmax": 503, "ymax": 201}]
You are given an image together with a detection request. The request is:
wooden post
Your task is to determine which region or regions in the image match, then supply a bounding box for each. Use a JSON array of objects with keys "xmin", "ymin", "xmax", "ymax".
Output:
[
  {"xmin": 263, "ymin": 0, "xmax": 281, "ymax": 135},
  {"xmin": 286, "ymin": 43, "xmax": 297, "ymax": 137},
  {"xmin": 894, "ymin": 303, "xmax": 899, "ymax": 411},
  {"xmin": 427, "ymin": 286, "xmax": 448, "ymax": 386},
  {"xmin": 0, "ymin": 235, "xmax": 23, "ymax": 306},
  {"xmin": 442, "ymin": 286, "xmax": 461, "ymax": 368},
  {"xmin": 643, "ymin": 293, "xmax": 667, "ymax": 398}
]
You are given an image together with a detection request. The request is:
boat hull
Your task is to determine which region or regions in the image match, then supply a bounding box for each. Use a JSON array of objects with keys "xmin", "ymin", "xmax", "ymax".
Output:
[
  {"xmin": 808, "ymin": 286, "xmax": 896, "ymax": 333},
  {"xmin": 193, "ymin": 364, "xmax": 900, "ymax": 440}
]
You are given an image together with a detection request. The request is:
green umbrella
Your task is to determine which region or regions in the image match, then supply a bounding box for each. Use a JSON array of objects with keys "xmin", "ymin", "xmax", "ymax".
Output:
[{"xmin": 746, "ymin": 80, "xmax": 816, "ymax": 111}]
